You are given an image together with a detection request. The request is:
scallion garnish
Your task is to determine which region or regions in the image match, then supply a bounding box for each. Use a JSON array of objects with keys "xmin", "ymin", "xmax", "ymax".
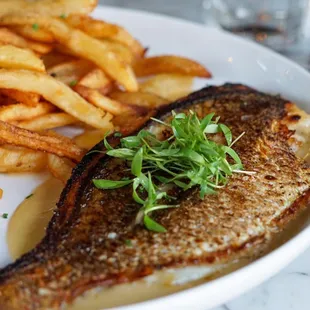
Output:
[{"xmin": 93, "ymin": 111, "xmax": 247, "ymax": 232}]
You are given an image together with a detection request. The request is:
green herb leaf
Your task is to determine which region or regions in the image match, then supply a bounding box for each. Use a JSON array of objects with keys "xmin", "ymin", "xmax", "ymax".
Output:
[
  {"xmin": 96, "ymin": 111, "xmax": 245, "ymax": 233},
  {"xmin": 60, "ymin": 14, "xmax": 66, "ymax": 19},
  {"xmin": 2, "ymin": 213, "xmax": 8, "ymax": 219},
  {"xmin": 69, "ymin": 80, "xmax": 77, "ymax": 87},
  {"xmin": 121, "ymin": 136, "xmax": 141, "ymax": 148},
  {"xmin": 32, "ymin": 23, "xmax": 39, "ymax": 31},
  {"xmin": 114, "ymin": 132, "xmax": 122, "ymax": 138},
  {"xmin": 124, "ymin": 239, "xmax": 132, "ymax": 246},
  {"xmin": 107, "ymin": 148, "xmax": 135, "ymax": 159},
  {"xmin": 93, "ymin": 179, "xmax": 132, "ymax": 189},
  {"xmin": 144, "ymin": 215, "xmax": 166, "ymax": 233},
  {"xmin": 219, "ymin": 124, "xmax": 232, "ymax": 145},
  {"xmin": 25, "ymin": 193, "xmax": 33, "ymax": 199},
  {"xmin": 132, "ymin": 178, "xmax": 145, "ymax": 204},
  {"xmin": 131, "ymin": 147, "xmax": 143, "ymax": 176}
]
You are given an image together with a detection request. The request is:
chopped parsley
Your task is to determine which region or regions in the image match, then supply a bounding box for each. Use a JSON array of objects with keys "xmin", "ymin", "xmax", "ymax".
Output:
[
  {"xmin": 69, "ymin": 80, "xmax": 77, "ymax": 87},
  {"xmin": 32, "ymin": 23, "xmax": 39, "ymax": 31},
  {"xmin": 60, "ymin": 14, "xmax": 67, "ymax": 19},
  {"xmin": 2, "ymin": 213, "xmax": 8, "ymax": 219}
]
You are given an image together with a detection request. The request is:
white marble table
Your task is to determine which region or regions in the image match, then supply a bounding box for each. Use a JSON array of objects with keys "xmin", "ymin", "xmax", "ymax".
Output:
[{"xmin": 99, "ymin": 1, "xmax": 310, "ymax": 309}]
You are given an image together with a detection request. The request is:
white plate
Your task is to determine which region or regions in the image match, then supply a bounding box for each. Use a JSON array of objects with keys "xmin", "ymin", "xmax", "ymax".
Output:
[{"xmin": 0, "ymin": 5, "xmax": 310, "ymax": 310}]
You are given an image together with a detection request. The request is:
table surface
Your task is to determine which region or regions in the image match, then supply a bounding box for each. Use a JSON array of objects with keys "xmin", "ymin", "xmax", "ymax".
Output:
[{"xmin": 99, "ymin": 1, "xmax": 310, "ymax": 309}]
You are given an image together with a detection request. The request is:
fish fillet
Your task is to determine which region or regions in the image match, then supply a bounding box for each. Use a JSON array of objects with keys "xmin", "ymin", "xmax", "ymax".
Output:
[{"xmin": 0, "ymin": 84, "xmax": 309, "ymax": 309}]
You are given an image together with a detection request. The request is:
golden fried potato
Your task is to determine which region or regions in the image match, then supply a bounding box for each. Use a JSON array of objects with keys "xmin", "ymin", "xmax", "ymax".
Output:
[
  {"xmin": 0, "ymin": 145, "xmax": 46, "ymax": 172},
  {"xmin": 0, "ymin": 93, "xmax": 16, "ymax": 106},
  {"xmin": 140, "ymin": 74, "xmax": 194, "ymax": 101},
  {"xmin": 0, "ymin": 101, "xmax": 54, "ymax": 122},
  {"xmin": 47, "ymin": 153, "xmax": 75, "ymax": 183},
  {"xmin": 41, "ymin": 51, "xmax": 75, "ymax": 69},
  {"xmin": 0, "ymin": 69, "xmax": 113, "ymax": 129},
  {"xmin": 133, "ymin": 55, "xmax": 212, "ymax": 78},
  {"xmin": 0, "ymin": 121, "xmax": 85, "ymax": 162},
  {"xmin": 12, "ymin": 25, "xmax": 55, "ymax": 43},
  {"xmin": 0, "ymin": 45, "xmax": 45, "ymax": 72},
  {"xmin": 47, "ymin": 60, "xmax": 93, "ymax": 86},
  {"xmin": 66, "ymin": 14, "xmax": 144, "ymax": 57},
  {"xmin": 0, "ymin": 27, "xmax": 53, "ymax": 54},
  {"xmin": 55, "ymin": 40, "xmax": 134, "ymax": 65},
  {"xmin": 0, "ymin": 0, "xmax": 97, "ymax": 17},
  {"xmin": 17, "ymin": 113, "xmax": 77, "ymax": 131},
  {"xmin": 74, "ymin": 85, "xmax": 128, "ymax": 115},
  {"xmin": 78, "ymin": 68, "xmax": 113, "ymax": 94},
  {"xmin": 0, "ymin": 89, "xmax": 40, "ymax": 107},
  {"xmin": 0, "ymin": 16, "xmax": 138, "ymax": 91},
  {"xmin": 109, "ymin": 91, "xmax": 169, "ymax": 109}
]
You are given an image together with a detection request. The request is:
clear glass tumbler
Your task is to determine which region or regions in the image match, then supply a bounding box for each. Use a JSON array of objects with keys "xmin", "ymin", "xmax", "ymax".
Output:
[{"xmin": 202, "ymin": 0, "xmax": 309, "ymax": 51}]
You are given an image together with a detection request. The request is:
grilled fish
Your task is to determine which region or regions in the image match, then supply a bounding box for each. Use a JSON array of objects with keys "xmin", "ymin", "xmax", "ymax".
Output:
[{"xmin": 0, "ymin": 84, "xmax": 309, "ymax": 309}]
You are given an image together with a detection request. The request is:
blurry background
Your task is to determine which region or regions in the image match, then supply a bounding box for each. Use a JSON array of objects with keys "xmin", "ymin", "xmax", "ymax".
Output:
[{"xmin": 99, "ymin": 0, "xmax": 310, "ymax": 69}]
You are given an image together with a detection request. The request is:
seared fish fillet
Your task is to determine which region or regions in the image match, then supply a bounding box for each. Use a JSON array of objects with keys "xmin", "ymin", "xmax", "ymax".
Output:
[{"xmin": 0, "ymin": 84, "xmax": 309, "ymax": 309}]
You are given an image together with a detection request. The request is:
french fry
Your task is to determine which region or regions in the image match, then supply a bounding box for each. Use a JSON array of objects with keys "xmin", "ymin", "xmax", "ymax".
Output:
[
  {"xmin": 100, "ymin": 39, "xmax": 134, "ymax": 64},
  {"xmin": 0, "ymin": 16, "xmax": 138, "ymax": 91},
  {"xmin": 55, "ymin": 39, "xmax": 134, "ymax": 65},
  {"xmin": 109, "ymin": 91, "xmax": 169, "ymax": 108},
  {"xmin": 25, "ymin": 40, "xmax": 53, "ymax": 55},
  {"xmin": 0, "ymin": 120, "xmax": 84, "ymax": 162},
  {"xmin": 0, "ymin": 45, "xmax": 45, "ymax": 72},
  {"xmin": 0, "ymin": 0, "xmax": 98, "ymax": 17},
  {"xmin": 66, "ymin": 14, "xmax": 145, "ymax": 57},
  {"xmin": 0, "ymin": 89, "xmax": 40, "ymax": 107},
  {"xmin": 12, "ymin": 25, "xmax": 55, "ymax": 43},
  {"xmin": 0, "ymin": 69, "xmax": 113, "ymax": 129},
  {"xmin": 74, "ymin": 129, "xmax": 110, "ymax": 150},
  {"xmin": 139, "ymin": 74, "xmax": 194, "ymax": 101},
  {"xmin": 0, "ymin": 93, "xmax": 16, "ymax": 106},
  {"xmin": 0, "ymin": 101, "xmax": 55, "ymax": 122},
  {"xmin": 47, "ymin": 60, "xmax": 93, "ymax": 86},
  {"xmin": 0, "ymin": 145, "xmax": 46, "ymax": 172},
  {"xmin": 17, "ymin": 113, "xmax": 77, "ymax": 131},
  {"xmin": 47, "ymin": 154, "xmax": 75, "ymax": 183},
  {"xmin": 0, "ymin": 27, "xmax": 53, "ymax": 55},
  {"xmin": 41, "ymin": 51, "xmax": 75, "ymax": 69},
  {"xmin": 78, "ymin": 68, "xmax": 113, "ymax": 94},
  {"xmin": 133, "ymin": 55, "xmax": 212, "ymax": 78},
  {"xmin": 74, "ymin": 85, "xmax": 128, "ymax": 115}
]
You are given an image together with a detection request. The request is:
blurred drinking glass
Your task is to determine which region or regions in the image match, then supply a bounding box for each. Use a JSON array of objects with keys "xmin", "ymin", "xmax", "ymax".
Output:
[{"xmin": 202, "ymin": 0, "xmax": 309, "ymax": 51}]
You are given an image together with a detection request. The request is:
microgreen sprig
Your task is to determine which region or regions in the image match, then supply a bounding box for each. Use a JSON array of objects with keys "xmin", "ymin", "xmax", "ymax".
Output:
[{"xmin": 93, "ymin": 111, "xmax": 245, "ymax": 232}]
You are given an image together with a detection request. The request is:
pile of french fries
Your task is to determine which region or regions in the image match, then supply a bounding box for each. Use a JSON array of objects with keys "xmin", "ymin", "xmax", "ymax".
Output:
[{"xmin": 0, "ymin": 0, "xmax": 211, "ymax": 184}]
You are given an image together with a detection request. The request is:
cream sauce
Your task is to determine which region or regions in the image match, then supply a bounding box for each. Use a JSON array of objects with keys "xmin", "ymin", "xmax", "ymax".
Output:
[{"xmin": 7, "ymin": 178, "xmax": 64, "ymax": 260}]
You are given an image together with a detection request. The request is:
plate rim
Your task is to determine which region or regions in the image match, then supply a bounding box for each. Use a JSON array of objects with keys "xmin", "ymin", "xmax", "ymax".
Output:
[
  {"xmin": 1, "ymin": 5, "xmax": 309, "ymax": 310},
  {"xmin": 94, "ymin": 5, "xmax": 310, "ymax": 310}
]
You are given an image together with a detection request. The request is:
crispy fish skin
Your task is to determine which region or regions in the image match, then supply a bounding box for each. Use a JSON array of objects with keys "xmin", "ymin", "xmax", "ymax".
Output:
[{"xmin": 0, "ymin": 84, "xmax": 309, "ymax": 309}]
